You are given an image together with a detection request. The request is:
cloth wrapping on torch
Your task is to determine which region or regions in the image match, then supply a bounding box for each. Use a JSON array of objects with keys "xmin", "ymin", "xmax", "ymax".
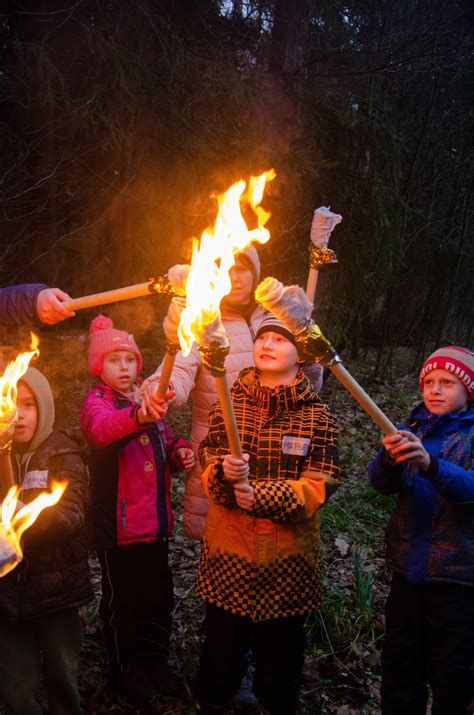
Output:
[
  {"xmin": 309, "ymin": 207, "xmax": 342, "ymax": 269},
  {"xmin": 255, "ymin": 278, "xmax": 338, "ymax": 365},
  {"xmin": 255, "ymin": 278, "xmax": 312, "ymax": 330},
  {"xmin": 195, "ymin": 313, "xmax": 230, "ymax": 350},
  {"xmin": 166, "ymin": 264, "xmax": 190, "ymax": 297},
  {"xmin": 193, "ymin": 314, "xmax": 230, "ymax": 376}
]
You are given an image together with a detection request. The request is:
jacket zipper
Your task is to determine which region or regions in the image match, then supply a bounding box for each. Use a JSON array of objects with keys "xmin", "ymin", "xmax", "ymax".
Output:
[{"xmin": 120, "ymin": 499, "xmax": 126, "ymax": 530}]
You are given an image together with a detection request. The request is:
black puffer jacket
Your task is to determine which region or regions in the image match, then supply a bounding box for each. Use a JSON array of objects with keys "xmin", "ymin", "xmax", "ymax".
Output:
[{"xmin": 0, "ymin": 429, "xmax": 93, "ymax": 621}]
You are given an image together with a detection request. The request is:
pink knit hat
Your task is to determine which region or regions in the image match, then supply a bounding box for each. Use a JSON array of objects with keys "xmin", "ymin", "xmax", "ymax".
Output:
[
  {"xmin": 87, "ymin": 315, "xmax": 142, "ymax": 377},
  {"xmin": 420, "ymin": 346, "xmax": 474, "ymax": 400}
]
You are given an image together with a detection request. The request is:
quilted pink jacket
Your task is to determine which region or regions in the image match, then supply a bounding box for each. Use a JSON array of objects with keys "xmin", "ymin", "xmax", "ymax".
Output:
[
  {"xmin": 81, "ymin": 383, "xmax": 190, "ymax": 549},
  {"xmin": 157, "ymin": 305, "xmax": 324, "ymax": 540}
]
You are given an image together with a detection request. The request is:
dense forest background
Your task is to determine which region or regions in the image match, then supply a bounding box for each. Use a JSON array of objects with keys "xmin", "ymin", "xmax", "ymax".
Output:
[
  {"xmin": 0, "ymin": 3, "xmax": 473, "ymax": 713},
  {"xmin": 0, "ymin": 0, "xmax": 473, "ymax": 364}
]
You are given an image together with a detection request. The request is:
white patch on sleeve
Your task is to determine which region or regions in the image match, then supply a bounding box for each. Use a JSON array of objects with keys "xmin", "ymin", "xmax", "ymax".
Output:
[
  {"xmin": 282, "ymin": 436, "xmax": 311, "ymax": 456},
  {"xmin": 22, "ymin": 470, "xmax": 49, "ymax": 490}
]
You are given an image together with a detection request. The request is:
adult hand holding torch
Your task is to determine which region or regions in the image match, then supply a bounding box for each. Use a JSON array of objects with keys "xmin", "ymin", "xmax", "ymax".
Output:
[{"xmin": 64, "ymin": 264, "xmax": 190, "ymax": 312}]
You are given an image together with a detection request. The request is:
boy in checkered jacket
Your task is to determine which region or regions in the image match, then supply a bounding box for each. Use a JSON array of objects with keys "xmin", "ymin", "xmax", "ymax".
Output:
[{"xmin": 195, "ymin": 317, "xmax": 341, "ymax": 715}]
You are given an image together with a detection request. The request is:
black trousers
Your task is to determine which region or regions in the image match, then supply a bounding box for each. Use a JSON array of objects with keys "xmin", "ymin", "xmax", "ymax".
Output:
[
  {"xmin": 96, "ymin": 541, "xmax": 174, "ymax": 684},
  {"xmin": 382, "ymin": 573, "xmax": 474, "ymax": 715},
  {"xmin": 0, "ymin": 608, "xmax": 83, "ymax": 715},
  {"xmin": 196, "ymin": 603, "xmax": 306, "ymax": 715}
]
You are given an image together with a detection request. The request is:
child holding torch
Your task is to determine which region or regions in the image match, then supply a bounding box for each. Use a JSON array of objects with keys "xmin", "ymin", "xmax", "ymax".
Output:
[
  {"xmin": 141, "ymin": 246, "xmax": 324, "ymax": 543},
  {"xmin": 194, "ymin": 317, "xmax": 341, "ymax": 715},
  {"xmin": 80, "ymin": 315, "xmax": 194, "ymax": 708},
  {"xmin": 368, "ymin": 346, "xmax": 474, "ymax": 715},
  {"xmin": 0, "ymin": 367, "xmax": 92, "ymax": 715}
]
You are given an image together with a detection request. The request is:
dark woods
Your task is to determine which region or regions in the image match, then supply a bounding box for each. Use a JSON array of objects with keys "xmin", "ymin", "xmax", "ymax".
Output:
[{"xmin": 0, "ymin": 0, "xmax": 472, "ymax": 368}]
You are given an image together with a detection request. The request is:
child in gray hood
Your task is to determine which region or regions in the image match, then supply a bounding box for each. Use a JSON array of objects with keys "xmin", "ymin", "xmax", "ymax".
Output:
[{"xmin": 0, "ymin": 367, "xmax": 92, "ymax": 715}]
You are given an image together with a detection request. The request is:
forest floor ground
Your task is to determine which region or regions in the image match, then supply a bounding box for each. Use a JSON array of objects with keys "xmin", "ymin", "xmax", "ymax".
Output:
[{"xmin": 3, "ymin": 323, "xmax": 427, "ymax": 714}]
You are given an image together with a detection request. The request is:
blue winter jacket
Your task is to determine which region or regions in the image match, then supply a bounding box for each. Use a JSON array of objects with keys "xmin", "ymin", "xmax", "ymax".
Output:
[
  {"xmin": 368, "ymin": 403, "xmax": 474, "ymax": 587},
  {"xmin": 0, "ymin": 283, "xmax": 47, "ymax": 326}
]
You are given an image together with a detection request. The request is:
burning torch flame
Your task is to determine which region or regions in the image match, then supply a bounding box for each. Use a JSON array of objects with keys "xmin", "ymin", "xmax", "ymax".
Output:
[
  {"xmin": 0, "ymin": 332, "xmax": 63, "ymax": 578},
  {"xmin": 178, "ymin": 169, "xmax": 276, "ymax": 355},
  {"xmin": 0, "ymin": 481, "xmax": 67, "ymax": 577},
  {"xmin": 0, "ymin": 333, "xmax": 40, "ymax": 431}
]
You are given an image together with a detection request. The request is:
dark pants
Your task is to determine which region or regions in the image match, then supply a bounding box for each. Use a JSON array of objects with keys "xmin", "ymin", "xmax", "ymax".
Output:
[
  {"xmin": 196, "ymin": 603, "xmax": 306, "ymax": 715},
  {"xmin": 382, "ymin": 573, "xmax": 474, "ymax": 715},
  {"xmin": 0, "ymin": 607, "xmax": 83, "ymax": 715},
  {"xmin": 97, "ymin": 541, "xmax": 174, "ymax": 685}
]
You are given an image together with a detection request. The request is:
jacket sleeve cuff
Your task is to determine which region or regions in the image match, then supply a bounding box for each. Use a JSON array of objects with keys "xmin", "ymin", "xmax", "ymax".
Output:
[
  {"xmin": 131, "ymin": 406, "xmax": 149, "ymax": 431},
  {"xmin": 422, "ymin": 455, "xmax": 439, "ymax": 479},
  {"xmin": 380, "ymin": 449, "xmax": 403, "ymax": 471}
]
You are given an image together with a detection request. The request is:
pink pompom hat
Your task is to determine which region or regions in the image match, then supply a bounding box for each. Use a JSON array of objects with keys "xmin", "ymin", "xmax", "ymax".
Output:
[{"xmin": 87, "ymin": 315, "xmax": 142, "ymax": 377}]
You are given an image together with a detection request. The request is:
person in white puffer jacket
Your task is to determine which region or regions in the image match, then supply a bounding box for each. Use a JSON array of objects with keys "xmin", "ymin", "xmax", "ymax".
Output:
[{"xmin": 144, "ymin": 245, "xmax": 324, "ymax": 541}]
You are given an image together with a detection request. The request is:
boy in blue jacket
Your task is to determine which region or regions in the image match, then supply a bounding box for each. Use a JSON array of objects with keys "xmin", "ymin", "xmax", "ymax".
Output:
[{"xmin": 368, "ymin": 346, "xmax": 474, "ymax": 715}]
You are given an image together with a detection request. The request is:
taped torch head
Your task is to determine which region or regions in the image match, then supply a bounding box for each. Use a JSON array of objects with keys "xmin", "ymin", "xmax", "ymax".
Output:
[{"xmin": 255, "ymin": 277, "xmax": 340, "ymax": 365}]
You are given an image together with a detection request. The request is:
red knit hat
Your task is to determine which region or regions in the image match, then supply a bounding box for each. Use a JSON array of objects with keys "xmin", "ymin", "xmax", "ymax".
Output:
[
  {"xmin": 420, "ymin": 346, "xmax": 474, "ymax": 400},
  {"xmin": 87, "ymin": 315, "xmax": 142, "ymax": 377}
]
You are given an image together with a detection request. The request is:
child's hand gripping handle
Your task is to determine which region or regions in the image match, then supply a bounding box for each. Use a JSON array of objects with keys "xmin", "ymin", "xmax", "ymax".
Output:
[{"xmin": 222, "ymin": 454, "xmax": 254, "ymax": 511}]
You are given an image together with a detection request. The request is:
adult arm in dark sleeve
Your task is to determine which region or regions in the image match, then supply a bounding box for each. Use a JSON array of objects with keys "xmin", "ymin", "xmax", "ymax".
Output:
[
  {"xmin": 0, "ymin": 284, "xmax": 74, "ymax": 326},
  {"xmin": 0, "ymin": 284, "xmax": 47, "ymax": 326}
]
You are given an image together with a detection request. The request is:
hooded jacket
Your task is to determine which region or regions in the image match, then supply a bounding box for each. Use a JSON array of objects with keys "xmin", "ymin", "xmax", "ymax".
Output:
[
  {"xmin": 196, "ymin": 368, "xmax": 340, "ymax": 621},
  {"xmin": 154, "ymin": 245, "xmax": 324, "ymax": 540},
  {"xmin": 81, "ymin": 382, "xmax": 191, "ymax": 549},
  {"xmin": 0, "ymin": 283, "xmax": 47, "ymax": 326},
  {"xmin": 368, "ymin": 402, "xmax": 474, "ymax": 586},
  {"xmin": 0, "ymin": 367, "xmax": 92, "ymax": 621}
]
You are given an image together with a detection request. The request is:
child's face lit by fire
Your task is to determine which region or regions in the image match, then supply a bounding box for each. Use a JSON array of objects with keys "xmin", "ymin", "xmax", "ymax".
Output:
[
  {"xmin": 422, "ymin": 368, "xmax": 469, "ymax": 415},
  {"xmin": 14, "ymin": 383, "xmax": 38, "ymax": 444},
  {"xmin": 101, "ymin": 350, "xmax": 138, "ymax": 393},
  {"xmin": 253, "ymin": 331, "xmax": 300, "ymax": 385}
]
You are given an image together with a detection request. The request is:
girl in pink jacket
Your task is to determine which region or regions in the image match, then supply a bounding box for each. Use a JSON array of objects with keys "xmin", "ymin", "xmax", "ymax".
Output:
[{"xmin": 80, "ymin": 315, "xmax": 193, "ymax": 708}]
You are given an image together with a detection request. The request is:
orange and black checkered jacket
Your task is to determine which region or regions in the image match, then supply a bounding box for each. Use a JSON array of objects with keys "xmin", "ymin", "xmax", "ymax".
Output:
[{"xmin": 196, "ymin": 367, "xmax": 340, "ymax": 621}]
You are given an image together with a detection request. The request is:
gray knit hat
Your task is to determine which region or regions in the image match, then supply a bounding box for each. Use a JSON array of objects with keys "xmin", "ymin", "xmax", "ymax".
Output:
[{"xmin": 255, "ymin": 315, "xmax": 296, "ymax": 345}]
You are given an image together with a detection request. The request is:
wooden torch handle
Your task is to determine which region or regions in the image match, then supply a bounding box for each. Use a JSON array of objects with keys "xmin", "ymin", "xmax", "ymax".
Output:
[
  {"xmin": 305, "ymin": 268, "xmax": 319, "ymax": 303},
  {"xmin": 155, "ymin": 352, "xmax": 176, "ymax": 400},
  {"xmin": 65, "ymin": 282, "xmax": 153, "ymax": 311},
  {"xmin": 328, "ymin": 363, "xmax": 397, "ymax": 435},
  {"xmin": 214, "ymin": 374, "xmax": 244, "ymax": 459}
]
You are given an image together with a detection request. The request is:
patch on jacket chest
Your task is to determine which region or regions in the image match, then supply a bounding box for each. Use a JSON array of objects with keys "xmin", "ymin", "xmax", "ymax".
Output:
[
  {"xmin": 281, "ymin": 436, "xmax": 310, "ymax": 456},
  {"xmin": 22, "ymin": 470, "xmax": 49, "ymax": 490}
]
